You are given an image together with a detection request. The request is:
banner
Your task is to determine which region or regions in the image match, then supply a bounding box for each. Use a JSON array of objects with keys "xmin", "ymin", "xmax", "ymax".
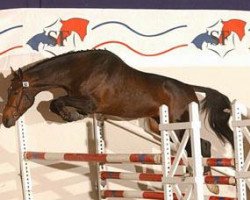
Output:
[{"xmin": 1, "ymin": 8, "xmax": 250, "ymax": 70}]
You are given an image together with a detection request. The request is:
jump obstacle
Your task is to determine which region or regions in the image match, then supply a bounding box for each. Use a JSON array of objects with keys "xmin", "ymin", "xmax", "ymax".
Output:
[
  {"xmin": 23, "ymin": 152, "xmax": 234, "ymax": 166},
  {"xmin": 17, "ymin": 100, "xmax": 250, "ymax": 200}
]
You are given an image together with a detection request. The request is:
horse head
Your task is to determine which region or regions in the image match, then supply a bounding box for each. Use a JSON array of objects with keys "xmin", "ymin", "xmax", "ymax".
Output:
[{"xmin": 3, "ymin": 68, "xmax": 35, "ymax": 128}]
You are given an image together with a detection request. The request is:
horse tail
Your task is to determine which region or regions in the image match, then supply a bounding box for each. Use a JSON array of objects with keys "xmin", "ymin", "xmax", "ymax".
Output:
[{"xmin": 192, "ymin": 85, "xmax": 234, "ymax": 148}]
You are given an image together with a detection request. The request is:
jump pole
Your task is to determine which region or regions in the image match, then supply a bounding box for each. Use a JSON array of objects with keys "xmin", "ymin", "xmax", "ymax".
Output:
[
  {"xmin": 23, "ymin": 152, "xmax": 235, "ymax": 167},
  {"xmin": 100, "ymin": 171, "xmax": 236, "ymax": 185},
  {"xmin": 105, "ymin": 119, "xmax": 163, "ymax": 147},
  {"xmin": 23, "ymin": 150, "xmax": 236, "ymax": 168},
  {"xmin": 101, "ymin": 190, "xmax": 237, "ymax": 200}
]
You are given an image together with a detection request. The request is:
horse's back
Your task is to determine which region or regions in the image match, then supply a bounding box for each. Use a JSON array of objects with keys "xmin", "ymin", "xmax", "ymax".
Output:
[{"xmin": 68, "ymin": 50, "xmax": 197, "ymax": 120}]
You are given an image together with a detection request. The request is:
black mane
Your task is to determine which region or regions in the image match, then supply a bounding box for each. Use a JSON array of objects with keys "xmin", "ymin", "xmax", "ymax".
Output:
[{"xmin": 22, "ymin": 49, "xmax": 108, "ymax": 73}]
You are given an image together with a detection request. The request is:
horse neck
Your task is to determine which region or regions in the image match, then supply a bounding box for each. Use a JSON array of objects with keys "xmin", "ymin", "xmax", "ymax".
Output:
[{"xmin": 24, "ymin": 63, "xmax": 71, "ymax": 94}]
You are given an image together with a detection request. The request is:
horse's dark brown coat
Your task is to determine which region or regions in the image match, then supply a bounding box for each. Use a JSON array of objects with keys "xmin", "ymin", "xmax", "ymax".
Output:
[{"xmin": 3, "ymin": 50, "xmax": 233, "ymax": 157}]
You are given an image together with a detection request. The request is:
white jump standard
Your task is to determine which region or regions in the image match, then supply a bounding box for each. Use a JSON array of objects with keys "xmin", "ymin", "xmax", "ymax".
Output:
[{"xmin": 17, "ymin": 101, "xmax": 250, "ymax": 200}]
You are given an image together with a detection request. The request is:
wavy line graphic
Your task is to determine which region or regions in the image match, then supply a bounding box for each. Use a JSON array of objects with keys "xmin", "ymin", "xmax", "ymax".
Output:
[
  {"xmin": 0, "ymin": 45, "xmax": 23, "ymax": 56},
  {"xmin": 0, "ymin": 25, "xmax": 23, "ymax": 35},
  {"xmin": 44, "ymin": 19, "xmax": 59, "ymax": 29},
  {"xmin": 44, "ymin": 49, "xmax": 57, "ymax": 56},
  {"xmin": 92, "ymin": 41, "xmax": 188, "ymax": 56},
  {"xmin": 92, "ymin": 21, "xmax": 187, "ymax": 37}
]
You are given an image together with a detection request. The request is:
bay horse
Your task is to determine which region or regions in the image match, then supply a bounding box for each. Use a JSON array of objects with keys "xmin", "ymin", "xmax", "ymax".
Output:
[{"xmin": 3, "ymin": 49, "xmax": 233, "ymax": 155}]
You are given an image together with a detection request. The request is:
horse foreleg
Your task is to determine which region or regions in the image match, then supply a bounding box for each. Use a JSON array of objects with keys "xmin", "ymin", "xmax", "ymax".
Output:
[
  {"xmin": 50, "ymin": 96, "xmax": 83, "ymax": 122},
  {"xmin": 49, "ymin": 95, "xmax": 96, "ymax": 122}
]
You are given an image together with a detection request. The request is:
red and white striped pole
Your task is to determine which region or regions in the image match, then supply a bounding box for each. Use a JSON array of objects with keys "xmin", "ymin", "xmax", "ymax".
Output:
[
  {"xmin": 24, "ymin": 152, "xmax": 183, "ymax": 165},
  {"xmin": 100, "ymin": 171, "xmax": 236, "ymax": 185},
  {"xmin": 101, "ymin": 190, "xmax": 167, "ymax": 199},
  {"xmin": 24, "ymin": 152, "xmax": 235, "ymax": 167},
  {"xmin": 24, "ymin": 152, "xmax": 162, "ymax": 164},
  {"xmin": 101, "ymin": 190, "xmax": 237, "ymax": 200}
]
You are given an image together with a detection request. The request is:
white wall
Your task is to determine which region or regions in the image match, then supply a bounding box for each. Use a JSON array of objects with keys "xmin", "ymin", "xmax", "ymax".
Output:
[{"xmin": 0, "ymin": 8, "xmax": 249, "ymax": 200}]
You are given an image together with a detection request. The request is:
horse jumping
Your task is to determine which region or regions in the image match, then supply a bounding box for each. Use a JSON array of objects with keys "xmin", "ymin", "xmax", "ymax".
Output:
[{"xmin": 2, "ymin": 49, "xmax": 233, "ymax": 157}]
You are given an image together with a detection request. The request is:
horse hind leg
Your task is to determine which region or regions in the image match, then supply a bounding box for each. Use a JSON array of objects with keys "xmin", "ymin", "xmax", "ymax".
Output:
[
  {"xmin": 146, "ymin": 117, "xmax": 160, "ymax": 134},
  {"xmin": 178, "ymin": 111, "xmax": 220, "ymax": 194},
  {"xmin": 50, "ymin": 95, "xmax": 97, "ymax": 122}
]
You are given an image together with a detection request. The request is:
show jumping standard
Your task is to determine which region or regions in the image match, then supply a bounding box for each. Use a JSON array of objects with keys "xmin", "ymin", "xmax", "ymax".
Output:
[{"xmin": 2, "ymin": 49, "xmax": 233, "ymax": 156}]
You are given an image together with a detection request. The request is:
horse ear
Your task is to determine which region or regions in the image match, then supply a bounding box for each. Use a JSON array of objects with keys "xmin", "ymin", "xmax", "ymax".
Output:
[
  {"xmin": 18, "ymin": 68, "xmax": 23, "ymax": 79},
  {"xmin": 10, "ymin": 67, "xmax": 18, "ymax": 77}
]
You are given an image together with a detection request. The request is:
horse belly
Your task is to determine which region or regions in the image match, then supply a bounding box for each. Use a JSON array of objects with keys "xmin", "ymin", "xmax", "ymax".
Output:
[{"xmin": 97, "ymin": 94, "xmax": 160, "ymax": 119}]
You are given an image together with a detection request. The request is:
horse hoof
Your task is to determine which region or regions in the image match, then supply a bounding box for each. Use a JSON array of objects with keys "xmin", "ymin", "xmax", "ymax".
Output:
[
  {"xmin": 206, "ymin": 184, "xmax": 219, "ymax": 194},
  {"xmin": 62, "ymin": 116, "xmax": 74, "ymax": 122},
  {"xmin": 60, "ymin": 111, "xmax": 80, "ymax": 122},
  {"xmin": 186, "ymin": 165, "xmax": 193, "ymax": 176},
  {"xmin": 67, "ymin": 112, "xmax": 86, "ymax": 121},
  {"xmin": 78, "ymin": 114, "xmax": 87, "ymax": 119},
  {"xmin": 68, "ymin": 112, "xmax": 84, "ymax": 121}
]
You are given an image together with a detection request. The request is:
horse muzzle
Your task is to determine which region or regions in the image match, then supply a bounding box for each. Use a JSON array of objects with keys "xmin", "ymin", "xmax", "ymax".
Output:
[{"xmin": 2, "ymin": 117, "xmax": 16, "ymax": 128}]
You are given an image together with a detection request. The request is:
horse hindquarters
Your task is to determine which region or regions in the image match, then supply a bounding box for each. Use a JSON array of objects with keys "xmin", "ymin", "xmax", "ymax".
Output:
[{"xmin": 162, "ymin": 83, "xmax": 211, "ymax": 157}]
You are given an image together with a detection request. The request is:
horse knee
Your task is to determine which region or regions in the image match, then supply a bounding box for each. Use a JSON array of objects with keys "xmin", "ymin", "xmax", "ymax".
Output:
[{"xmin": 49, "ymin": 99, "xmax": 64, "ymax": 113}]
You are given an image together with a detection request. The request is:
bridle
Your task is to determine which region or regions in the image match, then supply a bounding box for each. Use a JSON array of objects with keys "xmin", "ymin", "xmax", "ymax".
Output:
[{"xmin": 7, "ymin": 81, "xmax": 32, "ymax": 118}]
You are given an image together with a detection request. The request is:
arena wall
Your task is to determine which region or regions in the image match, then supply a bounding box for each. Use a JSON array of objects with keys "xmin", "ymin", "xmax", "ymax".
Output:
[{"xmin": 0, "ymin": 8, "xmax": 249, "ymax": 200}]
